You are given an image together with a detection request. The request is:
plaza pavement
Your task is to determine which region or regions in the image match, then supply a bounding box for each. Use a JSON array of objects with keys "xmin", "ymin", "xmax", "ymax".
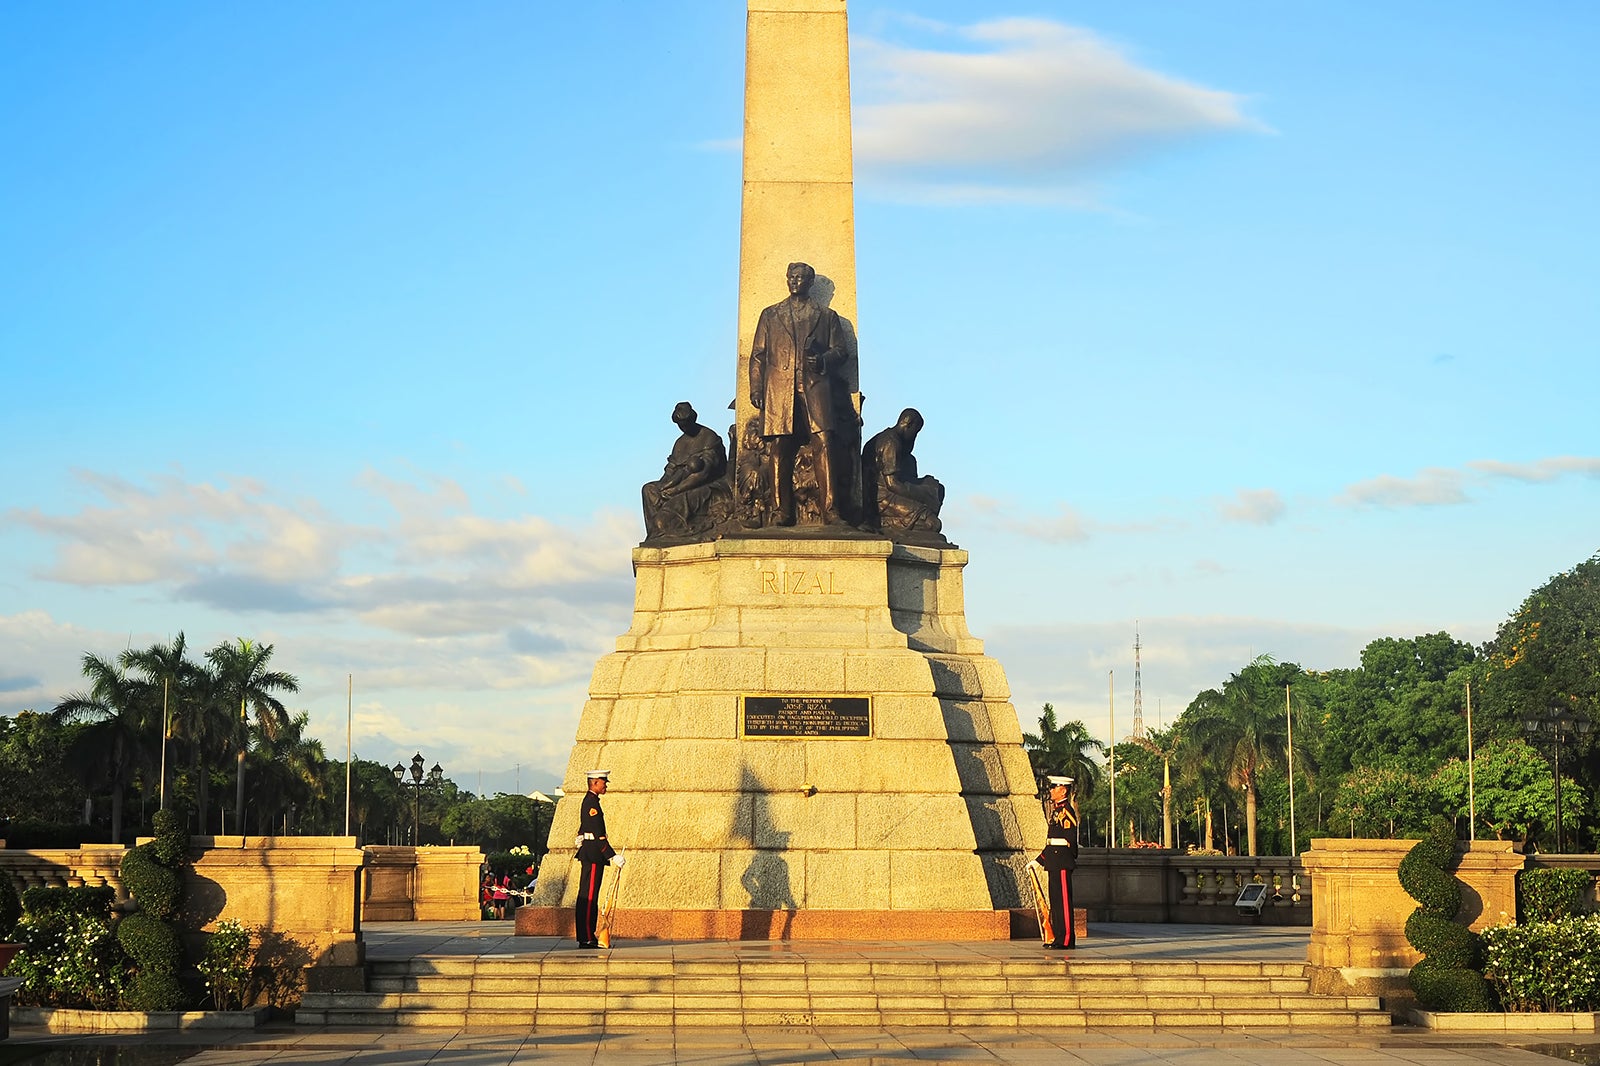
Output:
[{"xmin": 7, "ymin": 923, "xmax": 1595, "ymax": 1065}]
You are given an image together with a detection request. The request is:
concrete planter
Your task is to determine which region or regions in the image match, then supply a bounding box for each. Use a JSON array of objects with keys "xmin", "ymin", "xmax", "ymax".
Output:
[
  {"xmin": 1408, "ymin": 1008, "xmax": 1600, "ymax": 1032},
  {"xmin": 10, "ymin": 1005, "xmax": 270, "ymax": 1033}
]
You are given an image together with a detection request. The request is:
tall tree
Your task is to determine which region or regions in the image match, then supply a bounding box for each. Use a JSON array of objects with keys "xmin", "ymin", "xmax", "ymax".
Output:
[
  {"xmin": 1180, "ymin": 655, "xmax": 1294, "ymax": 856},
  {"xmin": 119, "ymin": 632, "xmax": 201, "ymax": 811},
  {"xmin": 53, "ymin": 654, "xmax": 158, "ymax": 842},
  {"xmin": 206, "ymin": 638, "xmax": 298, "ymax": 832},
  {"xmin": 1022, "ymin": 703, "xmax": 1106, "ymax": 803}
]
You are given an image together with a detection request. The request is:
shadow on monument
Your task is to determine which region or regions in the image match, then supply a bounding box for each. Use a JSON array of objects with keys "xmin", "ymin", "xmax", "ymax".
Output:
[{"xmin": 737, "ymin": 765, "xmax": 797, "ymax": 939}]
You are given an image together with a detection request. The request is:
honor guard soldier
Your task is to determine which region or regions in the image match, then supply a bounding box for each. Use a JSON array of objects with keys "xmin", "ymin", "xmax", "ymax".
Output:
[
  {"xmin": 573, "ymin": 770, "xmax": 621, "ymax": 948},
  {"xmin": 1036, "ymin": 775, "xmax": 1080, "ymax": 949}
]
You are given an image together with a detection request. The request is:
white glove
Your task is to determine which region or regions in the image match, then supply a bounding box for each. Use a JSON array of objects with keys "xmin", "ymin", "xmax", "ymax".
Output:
[
  {"xmin": 574, "ymin": 835, "xmax": 584, "ymax": 848},
  {"xmin": 610, "ymin": 853, "xmax": 626, "ymax": 868}
]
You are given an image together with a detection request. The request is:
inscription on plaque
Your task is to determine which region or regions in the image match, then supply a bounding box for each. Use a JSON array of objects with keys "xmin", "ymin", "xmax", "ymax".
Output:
[
  {"xmin": 742, "ymin": 695, "xmax": 872, "ymax": 738},
  {"xmin": 759, "ymin": 569, "xmax": 845, "ymax": 596}
]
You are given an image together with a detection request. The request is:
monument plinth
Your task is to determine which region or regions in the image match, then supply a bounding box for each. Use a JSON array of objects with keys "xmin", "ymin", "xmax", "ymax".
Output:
[
  {"xmin": 520, "ymin": 0, "xmax": 1049, "ymax": 940},
  {"xmin": 521, "ymin": 537, "xmax": 1045, "ymax": 939}
]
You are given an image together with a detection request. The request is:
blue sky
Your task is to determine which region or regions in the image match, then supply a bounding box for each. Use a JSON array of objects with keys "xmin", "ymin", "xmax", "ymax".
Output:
[{"xmin": 3, "ymin": 3, "xmax": 1596, "ymax": 797}]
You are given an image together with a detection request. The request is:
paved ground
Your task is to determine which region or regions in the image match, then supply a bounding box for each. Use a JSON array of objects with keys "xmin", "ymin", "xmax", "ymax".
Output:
[{"xmin": 7, "ymin": 924, "xmax": 1594, "ymax": 1065}]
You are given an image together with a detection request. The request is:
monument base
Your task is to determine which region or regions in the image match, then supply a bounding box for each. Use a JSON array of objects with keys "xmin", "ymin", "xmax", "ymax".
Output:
[{"xmin": 515, "ymin": 904, "xmax": 1023, "ymax": 941}]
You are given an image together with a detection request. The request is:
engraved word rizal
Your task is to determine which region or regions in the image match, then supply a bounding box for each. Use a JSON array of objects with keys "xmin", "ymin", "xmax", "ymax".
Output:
[{"xmin": 759, "ymin": 569, "xmax": 845, "ymax": 596}]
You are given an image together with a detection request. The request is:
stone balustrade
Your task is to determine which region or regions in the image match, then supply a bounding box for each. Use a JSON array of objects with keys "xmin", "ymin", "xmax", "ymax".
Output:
[
  {"xmin": 0, "ymin": 846, "xmax": 130, "ymax": 902},
  {"xmin": 1069, "ymin": 848, "xmax": 1311, "ymax": 925}
]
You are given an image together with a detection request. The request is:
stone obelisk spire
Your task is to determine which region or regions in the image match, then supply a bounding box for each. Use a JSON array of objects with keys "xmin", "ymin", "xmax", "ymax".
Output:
[{"xmin": 734, "ymin": 0, "xmax": 856, "ymax": 430}]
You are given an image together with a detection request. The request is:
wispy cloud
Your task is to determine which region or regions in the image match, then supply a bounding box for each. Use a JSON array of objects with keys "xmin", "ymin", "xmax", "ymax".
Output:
[
  {"xmin": 1338, "ymin": 455, "xmax": 1600, "ymax": 509},
  {"xmin": 851, "ymin": 17, "xmax": 1265, "ymax": 204},
  {"xmin": 967, "ymin": 495, "xmax": 1091, "ymax": 543},
  {"xmin": 1218, "ymin": 488, "xmax": 1286, "ymax": 525}
]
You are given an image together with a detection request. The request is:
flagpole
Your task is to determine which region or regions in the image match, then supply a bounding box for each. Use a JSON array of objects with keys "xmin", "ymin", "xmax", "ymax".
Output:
[
  {"xmin": 1466, "ymin": 680, "xmax": 1476, "ymax": 840},
  {"xmin": 1108, "ymin": 670, "xmax": 1117, "ymax": 849},
  {"xmin": 1285, "ymin": 684, "xmax": 1297, "ymax": 859},
  {"xmin": 345, "ymin": 674, "xmax": 353, "ymax": 838},
  {"xmin": 159, "ymin": 678, "xmax": 170, "ymax": 811}
]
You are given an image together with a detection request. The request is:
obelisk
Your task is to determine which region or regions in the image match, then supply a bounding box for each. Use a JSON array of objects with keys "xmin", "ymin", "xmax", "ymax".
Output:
[
  {"xmin": 520, "ymin": 0, "xmax": 1046, "ymax": 941},
  {"xmin": 734, "ymin": 0, "xmax": 857, "ymax": 436}
]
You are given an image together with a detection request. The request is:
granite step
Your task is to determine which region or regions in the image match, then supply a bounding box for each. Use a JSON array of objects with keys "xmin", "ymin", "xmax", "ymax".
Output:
[{"xmin": 298, "ymin": 957, "xmax": 1388, "ymax": 1029}]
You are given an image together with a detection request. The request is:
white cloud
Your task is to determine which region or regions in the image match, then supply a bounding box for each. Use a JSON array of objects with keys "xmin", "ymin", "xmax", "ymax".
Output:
[
  {"xmin": 1338, "ymin": 468, "xmax": 1469, "ymax": 509},
  {"xmin": 1336, "ymin": 455, "xmax": 1600, "ymax": 509},
  {"xmin": 1218, "ymin": 488, "xmax": 1286, "ymax": 525},
  {"xmin": 966, "ymin": 495, "xmax": 1091, "ymax": 543},
  {"xmin": 852, "ymin": 17, "xmax": 1264, "ymax": 203},
  {"xmin": 1468, "ymin": 456, "xmax": 1600, "ymax": 483}
]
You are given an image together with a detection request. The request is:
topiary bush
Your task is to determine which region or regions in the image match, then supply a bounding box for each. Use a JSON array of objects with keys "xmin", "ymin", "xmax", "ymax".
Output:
[
  {"xmin": 1399, "ymin": 818, "xmax": 1492, "ymax": 1011},
  {"xmin": 117, "ymin": 809, "xmax": 193, "ymax": 1011},
  {"xmin": 1520, "ymin": 868, "xmax": 1593, "ymax": 922},
  {"xmin": 0, "ymin": 873, "xmax": 21, "ymax": 942},
  {"xmin": 8, "ymin": 888, "xmax": 127, "ymax": 1009}
]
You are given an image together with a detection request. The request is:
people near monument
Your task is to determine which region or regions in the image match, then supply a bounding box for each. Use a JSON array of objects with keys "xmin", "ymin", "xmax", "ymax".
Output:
[
  {"xmin": 861, "ymin": 407, "xmax": 944, "ymax": 536},
  {"xmin": 641, "ymin": 401, "xmax": 732, "ymax": 541},
  {"xmin": 1037, "ymin": 775, "xmax": 1080, "ymax": 950},
  {"xmin": 748, "ymin": 262, "xmax": 851, "ymax": 526},
  {"xmin": 573, "ymin": 769, "xmax": 620, "ymax": 949},
  {"xmin": 491, "ymin": 874, "xmax": 511, "ymax": 919},
  {"xmin": 480, "ymin": 873, "xmax": 495, "ymax": 920}
]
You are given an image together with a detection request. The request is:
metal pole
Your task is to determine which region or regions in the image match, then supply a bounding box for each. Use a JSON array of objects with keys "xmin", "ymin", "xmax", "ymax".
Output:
[
  {"xmin": 345, "ymin": 674, "xmax": 353, "ymax": 837},
  {"xmin": 159, "ymin": 678, "xmax": 169, "ymax": 811},
  {"xmin": 1285, "ymin": 684, "xmax": 1297, "ymax": 859},
  {"xmin": 1552, "ymin": 724, "xmax": 1563, "ymax": 850},
  {"xmin": 1108, "ymin": 670, "xmax": 1117, "ymax": 850},
  {"xmin": 1465, "ymin": 681, "xmax": 1476, "ymax": 839}
]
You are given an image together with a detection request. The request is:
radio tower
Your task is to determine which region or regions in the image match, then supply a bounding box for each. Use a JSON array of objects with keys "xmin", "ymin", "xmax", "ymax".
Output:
[{"xmin": 1132, "ymin": 623, "xmax": 1146, "ymax": 740}]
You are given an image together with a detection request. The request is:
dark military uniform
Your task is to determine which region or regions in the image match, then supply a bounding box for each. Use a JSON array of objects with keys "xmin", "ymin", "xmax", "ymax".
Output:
[
  {"xmin": 1036, "ymin": 801, "xmax": 1079, "ymax": 949},
  {"xmin": 573, "ymin": 789, "xmax": 616, "ymax": 947}
]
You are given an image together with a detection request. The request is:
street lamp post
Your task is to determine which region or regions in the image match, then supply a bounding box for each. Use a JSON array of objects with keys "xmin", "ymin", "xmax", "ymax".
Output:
[
  {"xmin": 1523, "ymin": 709, "xmax": 1592, "ymax": 852},
  {"xmin": 392, "ymin": 752, "xmax": 444, "ymax": 846}
]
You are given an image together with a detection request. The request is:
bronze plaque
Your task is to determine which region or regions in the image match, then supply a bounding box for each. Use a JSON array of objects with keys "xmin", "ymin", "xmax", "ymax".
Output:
[{"xmin": 741, "ymin": 695, "xmax": 872, "ymax": 738}]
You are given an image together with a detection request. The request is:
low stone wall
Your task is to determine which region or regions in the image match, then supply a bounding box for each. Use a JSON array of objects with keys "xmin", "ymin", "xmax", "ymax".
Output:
[
  {"xmin": 0, "ymin": 846, "xmax": 130, "ymax": 901},
  {"xmin": 185, "ymin": 836, "xmax": 366, "ymax": 990},
  {"xmin": 361, "ymin": 846, "xmax": 485, "ymax": 922},
  {"xmin": 1070, "ymin": 849, "xmax": 1311, "ymax": 925}
]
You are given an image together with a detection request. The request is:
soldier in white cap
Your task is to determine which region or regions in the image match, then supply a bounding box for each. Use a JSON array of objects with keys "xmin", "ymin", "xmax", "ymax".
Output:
[
  {"xmin": 1036, "ymin": 775, "xmax": 1080, "ymax": 949},
  {"xmin": 573, "ymin": 769, "xmax": 620, "ymax": 948}
]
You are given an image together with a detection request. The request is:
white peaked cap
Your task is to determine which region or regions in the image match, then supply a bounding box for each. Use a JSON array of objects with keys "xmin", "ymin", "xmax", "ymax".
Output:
[
  {"xmin": 1046, "ymin": 775, "xmax": 1075, "ymax": 787},
  {"xmin": 585, "ymin": 769, "xmax": 611, "ymax": 780}
]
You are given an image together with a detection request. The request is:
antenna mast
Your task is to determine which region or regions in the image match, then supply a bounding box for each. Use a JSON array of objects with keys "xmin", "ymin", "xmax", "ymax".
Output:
[{"xmin": 1132, "ymin": 623, "xmax": 1146, "ymax": 740}]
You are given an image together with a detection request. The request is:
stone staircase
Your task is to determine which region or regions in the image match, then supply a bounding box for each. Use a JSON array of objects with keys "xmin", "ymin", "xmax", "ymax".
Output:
[{"xmin": 297, "ymin": 956, "xmax": 1389, "ymax": 1029}]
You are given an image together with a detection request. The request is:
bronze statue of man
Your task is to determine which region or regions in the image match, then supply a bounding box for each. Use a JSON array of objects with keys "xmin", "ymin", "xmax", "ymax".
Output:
[{"xmin": 748, "ymin": 262, "xmax": 848, "ymax": 526}]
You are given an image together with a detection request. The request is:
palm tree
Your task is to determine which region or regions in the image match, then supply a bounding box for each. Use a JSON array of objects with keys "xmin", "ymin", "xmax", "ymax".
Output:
[
  {"xmin": 251, "ymin": 711, "xmax": 328, "ymax": 834},
  {"xmin": 1181, "ymin": 655, "xmax": 1292, "ymax": 856},
  {"xmin": 119, "ymin": 633, "xmax": 201, "ymax": 811},
  {"xmin": 1022, "ymin": 703, "xmax": 1107, "ymax": 803},
  {"xmin": 1133, "ymin": 726, "xmax": 1185, "ymax": 849},
  {"xmin": 207, "ymin": 638, "xmax": 298, "ymax": 834},
  {"xmin": 53, "ymin": 653, "xmax": 158, "ymax": 842}
]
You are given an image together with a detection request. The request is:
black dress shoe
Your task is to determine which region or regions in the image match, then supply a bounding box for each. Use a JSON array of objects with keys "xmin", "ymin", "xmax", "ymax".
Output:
[{"xmin": 1045, "ymin": 942, "xmax": 1067, "ymax": 950}]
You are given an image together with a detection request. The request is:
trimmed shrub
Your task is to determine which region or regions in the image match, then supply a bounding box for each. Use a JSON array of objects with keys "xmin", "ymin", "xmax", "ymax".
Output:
[
  {"xmin": 121, "ymin": 843, "xmax": 182, "ymax": 922},
  {"xmin": 196, "ymin": 919, "xmax": 255, "ymax": 1011},
  {"xmin": 8, "ymin": 908, "xmax": 127, "ymax": 1009},
  {"xmin": 0, "ymin": 873, "xmax": 21, "ymax": 941},
  {"xmin": 1400, "ymin": 819, "xmax": 1492, "ymax": 1011},
  {"xmin": 21, "ymin": 885, "xmax": 114, "ymax": 920},
  {"xmin": 116, "ymin": 913, "xmax": 180, "ymax": 971},
  {"xmin": 1521, "ymin": 868, "xmax": 1592, "ymax": 922},
  {"xmin": 151, "ymin": 809, "xmax": 189, "ymax": 868}
]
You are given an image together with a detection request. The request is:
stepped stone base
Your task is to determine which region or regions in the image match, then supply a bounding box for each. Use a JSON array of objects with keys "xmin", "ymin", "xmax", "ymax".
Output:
[
  {"xmin": 527, "ymin": 537, "xmax": 1047, "ymax": 927},
  {"xmin": 514, "ymin": 905, "xmax": 1020, "ymax": 940},
  {"xmin": 298, "ymin": 955, "xmax": 1390, "ymax": 1030}
]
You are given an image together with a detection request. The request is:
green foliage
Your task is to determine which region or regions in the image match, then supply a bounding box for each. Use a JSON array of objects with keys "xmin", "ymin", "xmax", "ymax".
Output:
[
  {"xmin": 1021, "ymin": 705, "xmax": 1105, "ymax": 803},
  {"xmin": 151, "ymin": 808, "xmax": 189, "ymax": 868},
  {"xmin": 1328, "ymin": 766, "xmax": 1443, "ymax": 838},
  {"xmin": 1483, "ymin": 917, "xmax": 1600, "ymax": 1011},
  {"xmin": 1317, "ymin": 634, "xmax": 1477, "ymax": 777},
  {"xmin": 1399, "ymin": 820, "xmax": 1491, "ymax": 1011},
  {"xmin": 123, "ymin": 969, "xmax": 185, "ymax": 1012},
  {"xmin": 0, "ymin": 711, "xmax": 87, "ymax": 827},
  {"xmin": 116, "ymin": 914, "xmax": 180, "ymax": 971},
  {"xmin": 1433, "ymin": 738, "xmax": 1578, "ymax": 842},
  {"xmin": 0, "ymin": 821, "xmax": 110, "ymax": 848},
  {"xmin": 196, "ymin": 918, "xmax": 255, "ymax": 1011},
  {"xmin": 441, "ymin": 793, "xmax": 552, "ymax": 856},
  {"xmin": 1521, "ymin": 868, "xmax": 1593, "ymax": 922},
  {"xmin": 121, "ymin": 843, "xmax": 182, "ymax": 922},
  {"xmin": 21, "ymin": 885, "xmax": 114, "ymax": 920},
  {"xmin": 0, "ymin": 873, "xmax": 20, "ymax": 942},
  {"xmin": 8, "ymin": 909, "xmax": 127, "ymax": 1009},
  {"xmin": 1480, "ymin": 554, "xmax": 1600, "ymax": 734}
]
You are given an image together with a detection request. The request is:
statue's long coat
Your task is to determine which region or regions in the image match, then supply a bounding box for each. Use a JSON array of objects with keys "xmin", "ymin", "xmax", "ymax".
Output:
[{"xmin": 748, "ymin": 296, "xmax": 846, "ymax": 438}]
